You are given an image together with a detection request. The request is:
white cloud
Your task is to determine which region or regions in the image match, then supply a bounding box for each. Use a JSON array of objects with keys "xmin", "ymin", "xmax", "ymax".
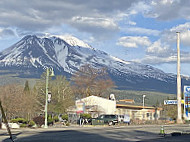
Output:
[
  {"xmin": 70, "ymin": 16, "xmax": 119, "ymax": 40},
  {"xmin": 133, "ymin": 40, "xmax": 177, "ymax": 64},
  {"xmin": 0, "ymin": 0, "xmax": 137, "ymax": 40},
  {"xmin": 161, "ymin": 22, "xmax": 190, "ymax": 47},
  {"xmin": 132, "ymin": 22, "xmax": 190, "ymax": 65},
  {"xmin": 146, "ymin": 40, "xmax": 175, "ymax": 57},
  {"xmin": 129, "ymin": 1, "xmax": 151, "ymax": 16},
  {"xmin": 136, "ymin": 38, "xmax": 190, "ymax": 65},
  {"xmin": 137, "ymin": 22, "xmax": 190, "ymax": 65},
  {"xmin": 170, "ymin": 22, "xmax": 190, "ymax": 32},
  {"xmin": 128, "ymin": 21, "xmax": 136, "ymax": 26},
  {"xmin": 145, "ymin": 0, "xmax": 190, "ymax": 20},
  {"xmin": 117, "ymin": 36, "xmax": 151, "ymax": 48},
  {"xmin": 71, "ymin": 16, "xmax": 118, "ymax": 30},
  {"xmin": 170, "ymin": 23, "xmax": 190, "ymax": 46},
  {"xmin": 0, "ymin": 28, "xmax": 16, "ymax": 39},
  {"xmin": 123, "ymin": 27, "xmax": 160, "ymax": 36}
]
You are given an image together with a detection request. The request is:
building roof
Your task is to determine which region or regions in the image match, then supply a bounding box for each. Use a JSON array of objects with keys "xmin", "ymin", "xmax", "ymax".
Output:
[
  {"xmin": 119, "ymin": 99, "xmax": 134, "ymax": 103},
  {"xmin": 76, "ymin": 95, "xmax": 113, "ymax": 102},
  {"xmin": 116, "ymin": 104, "xmax": 162, "ymax": 110}
]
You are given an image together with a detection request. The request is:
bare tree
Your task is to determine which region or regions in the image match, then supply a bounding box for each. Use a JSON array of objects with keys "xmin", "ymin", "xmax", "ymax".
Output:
[
  {"xmin": 71, "ymin": 64, "xmax": 115, "ymax": 98},
  {"xmin": 0, "ymin": 84, "xmax": 37, "ymax": 120}
]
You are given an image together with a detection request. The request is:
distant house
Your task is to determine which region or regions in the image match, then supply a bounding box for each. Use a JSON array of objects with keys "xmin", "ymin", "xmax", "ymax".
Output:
[
  {"xmin": 67, "ymin": 95, "xmax": 161, "ymax": 123},
  {"xmin": 116, "ymin": 104, "xmax": 162, "ymax": 121}
]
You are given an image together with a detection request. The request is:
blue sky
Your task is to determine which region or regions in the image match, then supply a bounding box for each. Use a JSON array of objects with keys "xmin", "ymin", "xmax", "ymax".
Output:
[{"xmin": 0, "ymin": 0, "xmax": 190, "ymax": 76}]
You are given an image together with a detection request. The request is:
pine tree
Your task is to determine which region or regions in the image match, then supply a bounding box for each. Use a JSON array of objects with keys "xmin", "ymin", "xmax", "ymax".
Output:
[{"xmin": 24, "ymin": 80, "xmax": 30, "ymax": 92}]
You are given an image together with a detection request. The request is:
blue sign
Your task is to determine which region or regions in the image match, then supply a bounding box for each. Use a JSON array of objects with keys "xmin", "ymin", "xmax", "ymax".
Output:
[
  {"xmin": 185, "ymin": 86, "xmax": 190, "ymax": 93},
  {"xmin": 184, "ymin": 86, "xmax": 190, "ymax": 118},
  {"xmin": 184, "ymin": 86, "xmax": 190, "ymax": 108}
]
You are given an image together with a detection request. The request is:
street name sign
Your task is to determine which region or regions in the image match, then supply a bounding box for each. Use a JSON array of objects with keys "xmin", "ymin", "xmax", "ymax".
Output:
[{"xmin": 164, "ymin": 100, "xmax": 177, "ymax": 105}]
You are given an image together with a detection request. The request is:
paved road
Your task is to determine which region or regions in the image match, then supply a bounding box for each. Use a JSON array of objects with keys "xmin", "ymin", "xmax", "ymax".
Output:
[{"xmin": 0, "ymin": 124, "xmax": 190, "ymax": 142}]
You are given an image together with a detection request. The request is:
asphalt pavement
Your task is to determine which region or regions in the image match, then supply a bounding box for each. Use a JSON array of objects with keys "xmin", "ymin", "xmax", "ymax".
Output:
[{"xmin": 0, "ymin": 124, "xmax": 190, "ymax": 142}]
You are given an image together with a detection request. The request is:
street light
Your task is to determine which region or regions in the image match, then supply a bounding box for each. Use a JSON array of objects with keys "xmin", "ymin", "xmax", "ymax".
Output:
[
  {"xmin": 143, "ymin": 95, "xmax": 146, "ymax": 109},
  {"xmin": 44, "ymin": 67, "xmax": 55, "ymax": 128}
]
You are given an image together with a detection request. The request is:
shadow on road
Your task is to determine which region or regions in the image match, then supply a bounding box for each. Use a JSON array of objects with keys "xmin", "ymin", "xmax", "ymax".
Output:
[
  {"xmin": 1, "ymin": 130, "xmax": 128, "ymax": 142},
  {"xmin": 1, "ymin": 132, "xmax": 22, "ymax": 142},
  {"xmin": 1, "ymin": 128, "xmax": 190, "ymax": 142},
  {"xmin": 3, "ymin": 130, "xmax": 129, "ymax": 142}
]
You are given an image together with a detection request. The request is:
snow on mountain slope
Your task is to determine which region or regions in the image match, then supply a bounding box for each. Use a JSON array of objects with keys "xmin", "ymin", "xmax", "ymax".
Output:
[
  {"xmin": 56, "ymin": 35, "xmax": 92, "ymax": 48},
  {"xmin": 43, "ymin": 34, "xmax": 92, "ymax": 48},
  {"xmin": 0, "ymin": 35, "xmax": 62, "ymax": 72},
  {"xmin": 0, "ymin": 35, "xmax": 188, "ymax": 93}
]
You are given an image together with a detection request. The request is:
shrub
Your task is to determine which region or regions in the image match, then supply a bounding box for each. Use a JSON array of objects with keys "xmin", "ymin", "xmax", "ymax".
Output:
[
  {"xmin": 33, "ymin": 116, "xmax": 44, "ymax": 127},
  {"xmin": 10, "ymin": 118, "xmax": 28, "ymax": 124},
  {"xmin": 80, "ymin": 113, "xmax": 91, "ymax": 119},
  {"xmin": 17, "ymin": 118, "xmax": 28, "ymax": 124},
  {"xmin": 61, "ymin": 114, "xmax": 68, "ymax": 121},
  {"xmin": 20, "ymin": 124, "xmax": 27, "ymax": 128},
  {"xmin": 10, "ymin": 119, "xmax": 18, "ymax": 123},
  {"xmin": 28, "ymin": 120, "xmax": 36, "ymax": 127},
  {"xmin": 48, "ymin": 116, "xmax": 54, "ymax": 126},
  {"xmin": 53, "ymin": 116, "xmax": 59, "ymax": 122}
]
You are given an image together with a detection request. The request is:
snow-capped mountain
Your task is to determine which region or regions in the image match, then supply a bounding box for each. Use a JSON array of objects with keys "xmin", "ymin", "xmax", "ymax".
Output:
[
  {"xmin": 0, "ymin": 35, "xmax": 189, "ymax": 93},
  {"xmin": 53, "ymin": 35, "xmax": 92, "ymax": 48}
]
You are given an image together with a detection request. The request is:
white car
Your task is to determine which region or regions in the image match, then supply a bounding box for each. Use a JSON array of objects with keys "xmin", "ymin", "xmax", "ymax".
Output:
[{"xmin": 123, "ymin": 114, "xmax": 130, "ymax": 125}]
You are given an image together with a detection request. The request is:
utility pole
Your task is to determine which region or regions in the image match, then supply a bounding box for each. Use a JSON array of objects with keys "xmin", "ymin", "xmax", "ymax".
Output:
[
  {"xmin": 176, "ymin": 32, "xmax": 183, "ymax": 124},
  {"xmin": 44, "ymin": 68, "xmax": 49, "ymax": 128},
  {"xmin": 143, "ymin": 95, "xmax": 146, "ymax": 109},
  {"xmin": 44, "ymin": 67, "xmax": 55, "ymax": 128}
]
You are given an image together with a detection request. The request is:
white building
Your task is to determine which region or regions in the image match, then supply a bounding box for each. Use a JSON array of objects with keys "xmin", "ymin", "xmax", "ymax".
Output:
[{"xmin": 76, "ymin": 95, "xmax": 116, "ymax": 118}]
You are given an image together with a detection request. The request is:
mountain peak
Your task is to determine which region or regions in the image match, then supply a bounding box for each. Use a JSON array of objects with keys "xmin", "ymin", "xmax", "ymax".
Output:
[
  {"xmin": 22, "ymin": 35, "xmax": 38, "ymax": 40},
  {"xmin": 42, "ymin": 34, "xmax": 92, "ymax": 48},
  {"xmin": 57, "ymin": 35, "xmax": 91, "ymax": 48}
]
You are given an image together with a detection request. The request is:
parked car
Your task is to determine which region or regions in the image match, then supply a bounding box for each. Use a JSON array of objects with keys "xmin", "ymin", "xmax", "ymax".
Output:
[
  {"xmin": 117, "ymin": 115, "xmax": 124, "ymax": 123},
  {"xmin": 93, "ymin": 114, "xmax": 118, "ymax": 125},
  {"xmin": 123, "ymin": 114, "xmax": 130, "ymax": 125}
]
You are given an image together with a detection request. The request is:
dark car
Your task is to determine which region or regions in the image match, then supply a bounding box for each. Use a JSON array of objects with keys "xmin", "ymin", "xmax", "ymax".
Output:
[{"xmin": 93, "ymin": 114, "xmax": 118, "ymax": 125}]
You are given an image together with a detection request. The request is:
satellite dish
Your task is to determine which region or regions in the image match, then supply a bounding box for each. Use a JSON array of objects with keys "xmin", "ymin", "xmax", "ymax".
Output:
[{"xmin": 109, "ymin": 94, "xmax": 115, "ymax": 101}]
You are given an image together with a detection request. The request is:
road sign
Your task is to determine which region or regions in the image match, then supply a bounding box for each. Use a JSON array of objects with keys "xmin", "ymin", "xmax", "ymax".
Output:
[
  {"xmin": 184, "ymin": 86, "xmax": 190, "ymax": 93},
  {"xmin": 164, "ymin": 100, "xmax": 184, "ymax": 105},
  {"xmin": 164, "ymin": 100, "xmax": 177, "ymax": 105}
]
